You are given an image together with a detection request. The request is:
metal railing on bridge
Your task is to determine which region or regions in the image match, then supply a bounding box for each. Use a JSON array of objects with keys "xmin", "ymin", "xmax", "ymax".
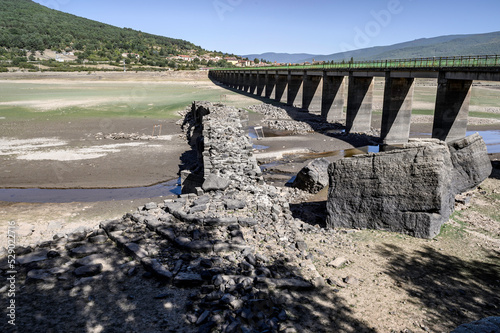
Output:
[{"xmin": 211, "ymin": 55, "xmax": 500, "ymax": 71}]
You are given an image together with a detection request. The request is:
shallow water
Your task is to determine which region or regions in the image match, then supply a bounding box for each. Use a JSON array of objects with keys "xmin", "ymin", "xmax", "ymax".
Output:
[
  {"xmin": 0, "ymin": 178, "xmax": 181, "ymax": 203},
  {"xmin": 3, "ymin": 130, "xmax": 498, "ymax": 204},
  {"xmin": 466, "ymin": 130, "xmax": 500, "ymax": 153},
  {"xmin": 410, "ymin": 130, "xmax": 500, "ymax": 153}
]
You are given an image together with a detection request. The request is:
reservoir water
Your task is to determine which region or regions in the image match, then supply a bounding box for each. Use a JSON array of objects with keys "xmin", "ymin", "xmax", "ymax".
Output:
[
  {"xmin": 0, "ymin": 178, "xmax": 181, "ymax": 203},
  {"xmin": 1, "ymin": 130, "xmax": 499, "ymax": 204}
]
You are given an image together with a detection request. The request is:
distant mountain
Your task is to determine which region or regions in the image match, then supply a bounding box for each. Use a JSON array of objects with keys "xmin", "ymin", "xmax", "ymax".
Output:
[
  {"xmin": 243, "ymin": 52, "xmax": 316, "ymax": 64},
  {"xmin": 243, "ymin": 31, "xmax": 500, "ymax": 64}
]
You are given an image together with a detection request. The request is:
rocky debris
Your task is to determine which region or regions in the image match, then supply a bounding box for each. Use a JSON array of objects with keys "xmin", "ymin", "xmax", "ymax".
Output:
[
  {"xmin": 0, "ymin": 102, "xmax": 339, "ymax": 332},
  {"xmin": 326, "ymin": 135, "xmax": 491, "ymax": 238},
  {"xmin": 291, "ymin": 158, "xmax": 331, "ymax": 194},
  {"xmin": 451, "ymin": 316, "xmax": 500, "ymax": 333},
  {"xmin": 247, "ymin": 103, "xmax": 344, "ymax": 134},
  {"xmin": 94, "ymin": 132, "xmax": 161, "ymax": 141},
  {"xmin": 247, "ymin": 104, "xmax": 294, "ymax": 120},
  {"xmin": 264, "ymin": 119, "xmax": 316, "ymax": 134},
  {"xmin": 2, "ymin": 183, "xmax": 321, "ymax": 331}
]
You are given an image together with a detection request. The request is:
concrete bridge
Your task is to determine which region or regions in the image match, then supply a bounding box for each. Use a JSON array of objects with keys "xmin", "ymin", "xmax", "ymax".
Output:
[{"xmin": 209, "ymin": 55, "xmax": 500, "ymax": 144}]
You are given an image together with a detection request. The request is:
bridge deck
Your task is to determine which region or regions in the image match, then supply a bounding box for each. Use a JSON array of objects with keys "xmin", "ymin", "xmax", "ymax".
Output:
[{"xmin": 211, "ymin": 55, "xmax": 500, "ymax": 81}]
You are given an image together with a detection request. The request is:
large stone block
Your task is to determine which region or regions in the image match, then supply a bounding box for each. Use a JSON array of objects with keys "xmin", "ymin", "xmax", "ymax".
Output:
[
  {"xmin": 326, "ymin": 140, "xmax": 454, "ymax": 238},
  {"xmin": 448, "ymin": 133, "xmax": 492, "ymax": 194},
  {"xmin": 326, "ymin": 135, "xmax": 491, "ymax": 238},
  {"xmin": 292, "ymin": 158, "xmax": 330, "ymax": 194}
]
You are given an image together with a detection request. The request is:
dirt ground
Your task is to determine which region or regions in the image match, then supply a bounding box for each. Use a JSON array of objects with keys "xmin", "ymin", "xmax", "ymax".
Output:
[{"xmin": 0, "ymin": 71, "xmax": 499, "ymax": 333}]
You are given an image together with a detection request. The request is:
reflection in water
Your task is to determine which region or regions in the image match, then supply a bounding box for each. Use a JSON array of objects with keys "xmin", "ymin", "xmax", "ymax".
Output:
[{"xmin": 0, "ymin": 178, "xmax": 181, "ymax": 203}]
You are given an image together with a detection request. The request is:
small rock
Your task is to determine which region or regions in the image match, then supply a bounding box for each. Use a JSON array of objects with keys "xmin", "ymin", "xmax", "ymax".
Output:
[
  {"xmin": 144, "ymin": 202, "xmax": 157, "ymax": 210},
  {"xmin": 17, "ymin": 250, "xmax": 49, "ymax": 265},
  {"xmin": 327, "ymin": 257, "xmax": 348, "ymax": 268},
  {"xmin": 27, "ymin": 269, "xmax": 53, "ymax": 282},
  {"xmin": 173, "ymin": 272, "xmax": 203, "ymax": 287},
  {"xmin": 88, "ymin": 235, "xmax": 108, "ymax": 244},
  {"xmin": 343, "ymin": 276, "xmax": 359, "ymax": 285},
  {"xmin": 200, "ymin": 258, "xmax": 213, "ymax": 268},
  {"xmin": 47, "ymin": 250, "xmax": 61, "ymax": 259},
  {"xmin": 295, "ymin": 241, "xmax": 308, "ymax": 251},
  {"xmin": 73, "ymin": 264, "xmax": 103, "ymax": 278},
  {"xmin": 75, "ymin": 253, "xmax": 106, "ymax": 267},
  {"xmin": 196, "ymin": 310, "xmax": 210, "ymax": 325},
  {"xmin": 202, "ymin": 174, "xmax": 231, "ymax": 192},
  {"xmin": 67, "ymin": 231, "xmax": 87, "ymax": 242},
  {"xmin": 154, "ymin": 292, "xmax": 174, "ymax": 299}
]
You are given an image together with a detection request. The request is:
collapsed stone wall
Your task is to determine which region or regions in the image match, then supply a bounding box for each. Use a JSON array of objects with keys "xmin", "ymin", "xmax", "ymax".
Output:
[
  {"xmin": 199, "ymin": 102, "xmax": 262, "ymax": 189},
  {"xmin": 5, "ymin": 102, "xmax": 319, "ymax": 332},
  {"xmin": 326, "ymin": 134, "xmax": 492, "ymax": 238},
  {"xmin": 180, "ymin": 101, "xmax": 262, "ymax": 193}
]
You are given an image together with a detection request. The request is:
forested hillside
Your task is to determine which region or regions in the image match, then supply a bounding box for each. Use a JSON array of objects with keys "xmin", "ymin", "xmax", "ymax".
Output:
[{"xmin": 0, "ymin": 0, "xmax": 237, "ymax": 71}]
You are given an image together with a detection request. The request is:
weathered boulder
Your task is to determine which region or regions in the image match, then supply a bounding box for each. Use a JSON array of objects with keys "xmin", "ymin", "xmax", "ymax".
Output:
[
  {"xmin": 451, "ymin": 316, "xmax": 500, "ymax": 333},
  {"xmin": 202, "ymin": 174, "xmax": 231, "ymax": 192},
  {"xmin": 291, "ymin": 158, "xmax": 330, "ymax": 194},
  {"xmin": 327, "ymin": 140, "xmax": 454, "ymax": 238},
  {"xmin": 326, "ymin": 135, "xmax": 491, "ymax": 238},
  {"xmin": 448, "ymin": 133, "xmax": 492, "ymax": 194}
]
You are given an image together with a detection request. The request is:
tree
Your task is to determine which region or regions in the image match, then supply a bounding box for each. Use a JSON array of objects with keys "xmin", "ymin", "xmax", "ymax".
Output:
[
  {"xmin": 12, "ymin": 57, "xmax": 27, "ymax": 66},
  {"xmin": 254, "ymin": 58, "xmax": 260, "ymax": 64}
]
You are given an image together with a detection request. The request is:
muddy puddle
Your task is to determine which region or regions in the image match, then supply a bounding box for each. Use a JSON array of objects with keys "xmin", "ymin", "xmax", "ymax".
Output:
[{"xmin": 0, "ymin": 178, "xmax": 181, "ymax": 203}]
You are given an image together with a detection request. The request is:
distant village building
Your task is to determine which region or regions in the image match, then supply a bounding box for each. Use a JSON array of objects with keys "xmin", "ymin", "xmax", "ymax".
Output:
[
  {"xmin": 178, "ymin": 55, "xmax": 192, "ymax": 61},
  {"xmin": 237, "ymin": 59, "xmax": 251, "ymax": 67},
  {"xmin": 122, "ymin": 53, "xmax": 140, "ymax": 59},
  {"xmin": 224, "ymin": 57, "xmax": 238, "ymax": 65}
]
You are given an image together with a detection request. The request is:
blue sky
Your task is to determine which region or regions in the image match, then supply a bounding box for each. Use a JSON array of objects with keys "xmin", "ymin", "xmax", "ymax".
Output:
[{"xmin": 32, "ymin": 0, "xmax": 500, "ymax": 55}]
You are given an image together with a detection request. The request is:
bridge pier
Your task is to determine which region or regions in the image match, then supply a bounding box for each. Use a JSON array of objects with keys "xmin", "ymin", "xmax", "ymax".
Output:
[
  {"xmin": 248, "ymin": 73, "xmax": 257, "ymax": 94},
  {"xmin": 265, "ymin": 73, "xmax": 276, "ymax": 99},
  {"xmin": 256, "ymin": 73, "xmax": 266, "ymax": 97},
  {"xmin": 380, "ymin": 74, "xmax": 415, "ymax": 144},
  {"xmin": 232, "ymin": 73, "xmax": 238, "ymax": 89},
  {"xmin": 236, "ymin": 73, "xmax": 244, "ymax": 90},
  {"xmin": 322, "ymin": 74, "xmax": 345, "ymax": 122},
  {"xmin": 287, "ymin": 73, "xmax": 303, "ymax": 107},
  {"xmin": 432, "ymin": 72, "xmax": 473, "ymax": 142},
  {"xmin": 226, "ymin": 73, "xmax": 233, "ymax": 88},
  {"xmin": 243, "ymin": 73, "xmax": 251, "ymax": 92},
  {"xmin": 275, "ymin": 74, "xmax": 288, "ymax": 103},
  {"xmin": 346, "ymin": 74, "xmax": 374, "ymax": 133},
  {"xmin": 302, "ymin": 72, "xmax": 322, "ymax": 113}
]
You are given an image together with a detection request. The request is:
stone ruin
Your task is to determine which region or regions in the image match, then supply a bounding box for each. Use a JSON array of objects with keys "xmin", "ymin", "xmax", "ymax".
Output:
[
  {"xmin": 179, "ymin": 101, "xmax": 263, "ymax": 194},
  {"xmin": 326, "ymin": 133, "xmax": 492, "ymax": 238},
  {"xmin": 5, "ymin": 101, "xmax": 322, "ymax": 332}
]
